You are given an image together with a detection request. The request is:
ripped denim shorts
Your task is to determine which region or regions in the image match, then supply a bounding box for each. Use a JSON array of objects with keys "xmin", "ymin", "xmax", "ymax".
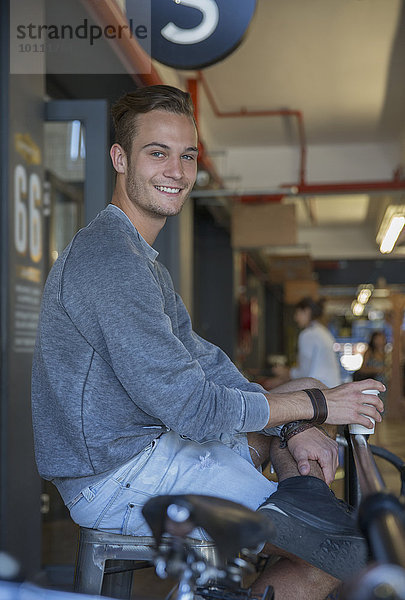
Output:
[{"xmin": 67, "ymin": 430, "xmax": 277, "ymax": 537}]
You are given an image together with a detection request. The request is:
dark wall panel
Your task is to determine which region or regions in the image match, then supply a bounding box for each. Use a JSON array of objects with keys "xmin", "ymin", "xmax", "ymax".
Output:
[
  {"xmin": 315, "ymin": 259, "xmax": 405, "ymax": 286},
  {"xmin": 194, "ymin": 209, "xmax": 235, "ymax": 359}
]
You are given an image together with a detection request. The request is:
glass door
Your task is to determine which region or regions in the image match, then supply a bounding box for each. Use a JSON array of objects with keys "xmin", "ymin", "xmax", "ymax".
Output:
[{"xmin": 41, "ymin": 100, "xmax": 109, "ymax": 582}]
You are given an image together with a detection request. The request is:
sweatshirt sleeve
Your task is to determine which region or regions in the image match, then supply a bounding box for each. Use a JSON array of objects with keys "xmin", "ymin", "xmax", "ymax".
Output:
[
  {"xmin": 61, "ymin": 238, "xmax": 269, "ymax": 441},
  {"xmin": 173, "ymin": 291, "xmax": 281, "ymax": 436},
  {"xmin": 174, "ymin": 291, "xmax": 265, "ymax": 391}
]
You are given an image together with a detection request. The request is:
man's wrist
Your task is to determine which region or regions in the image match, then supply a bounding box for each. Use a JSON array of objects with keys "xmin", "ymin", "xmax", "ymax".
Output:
[
  {"xmin": 303, "ymin": 389, "xmax": 328, "ymax": 424},
  {"xmin": 262, "ymin": 388, "xmax": 328, "ymax": 435},
  {"xmin": 279, "ymin": 420, "xmax": 314, "ymax": 448},
  {"xmin": 263, "ymin": 389, "xmax": 315, "ymax": 426}
]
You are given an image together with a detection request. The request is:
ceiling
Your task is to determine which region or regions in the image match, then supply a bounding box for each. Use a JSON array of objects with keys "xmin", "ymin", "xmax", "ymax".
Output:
[
  {"xmin": 154, "ymin": 0, "xmax": 405, "ymax": 263},
  {"xmin": 51, "ymin": 0, "xmax": 405, "ymax": 265},
  {"xmin": 194, "ymin": 0, "xmax": 405, "ymax": 148}
]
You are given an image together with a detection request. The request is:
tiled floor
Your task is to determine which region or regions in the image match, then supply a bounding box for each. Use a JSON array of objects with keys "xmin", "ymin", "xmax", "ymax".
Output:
[{"xmin": 40, "ymin": 416, "xmax": 405, "ymax": 596}]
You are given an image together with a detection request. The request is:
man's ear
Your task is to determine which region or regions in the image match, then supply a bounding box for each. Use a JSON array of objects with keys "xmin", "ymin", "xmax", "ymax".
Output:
[{"xmin": 110, "ymin": 143, "xmax": 127, "ymax": 174}]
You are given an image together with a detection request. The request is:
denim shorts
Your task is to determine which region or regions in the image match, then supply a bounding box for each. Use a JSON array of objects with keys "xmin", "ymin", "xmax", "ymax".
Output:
[{"xmin": 67, "ymin": 431, "xmax": 277, "ymax": 537}]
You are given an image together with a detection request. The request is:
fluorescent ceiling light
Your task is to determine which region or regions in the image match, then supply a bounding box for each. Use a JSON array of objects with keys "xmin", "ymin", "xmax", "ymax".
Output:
[
  {"xmin": 379, "ymin": 215, "xmax": 405, "ymax": 254},
  {"xmin": 351, "ymin": 301, "xmax": 364, "ymax": 316},
  {"xmin": 357, "ymin": 287, "xmax": 372, "ymax": 304}
]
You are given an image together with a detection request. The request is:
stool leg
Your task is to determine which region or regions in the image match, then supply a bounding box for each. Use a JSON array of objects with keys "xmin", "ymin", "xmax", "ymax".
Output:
[
  {"xmin": 102, "ymin": 560, "xmax": 135, "ymax": 599},
  {"xmin": 74, "ymin": 542, "xmax": 105, "ymax": 596}
]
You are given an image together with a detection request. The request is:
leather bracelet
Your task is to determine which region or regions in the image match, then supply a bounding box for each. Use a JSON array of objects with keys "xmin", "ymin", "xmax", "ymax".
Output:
[
  {"xmin": 304, "ymin": 388, "xmax": 328, "ymax": 424},
  {"xmin": 279, "ymin": 420, "xmax": 314, "ymax": 448}
]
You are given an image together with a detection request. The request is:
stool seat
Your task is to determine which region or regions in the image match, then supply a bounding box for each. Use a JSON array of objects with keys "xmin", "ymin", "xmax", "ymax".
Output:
[{"xmin": 74, "ymin": 526, "xmax": 217, "ymax": 599}]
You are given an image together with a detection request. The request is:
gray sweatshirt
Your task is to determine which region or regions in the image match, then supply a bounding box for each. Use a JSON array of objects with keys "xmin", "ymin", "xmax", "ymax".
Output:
[{"xmin": 32, "ymin": 205, "xmax": 273, "ymax": 503}]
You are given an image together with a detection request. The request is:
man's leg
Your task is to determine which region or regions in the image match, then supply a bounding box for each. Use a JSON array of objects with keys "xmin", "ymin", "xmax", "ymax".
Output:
[
  {"xmin": 247, "ymin": 434, "xmax": 340, "ymax": 599},
  {"xmin": 248, "ymin": 431, "xmax": 324, "ymax": 477},
  {"xmin": 245, "ymin": 377, "xmax": 363, "ymax": 597},
  {"xmin": 252, "ymin": 546, "xmax": 339, "ymax": 600}
]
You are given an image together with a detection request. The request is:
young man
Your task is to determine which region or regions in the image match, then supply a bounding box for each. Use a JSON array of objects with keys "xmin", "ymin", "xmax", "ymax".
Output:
[{"xmin": 32, "ymin": 85, "xmax": 384, "ymax": 598}]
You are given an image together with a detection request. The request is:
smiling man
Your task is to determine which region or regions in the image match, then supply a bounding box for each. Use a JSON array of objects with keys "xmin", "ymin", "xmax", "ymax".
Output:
[
  {"xmin": 32, "ymin": 85, "xmax": 384, "ymax": 599},
  {"xmin": 110, "ymin": 103, "xmax": 198, "ymax": 242}
]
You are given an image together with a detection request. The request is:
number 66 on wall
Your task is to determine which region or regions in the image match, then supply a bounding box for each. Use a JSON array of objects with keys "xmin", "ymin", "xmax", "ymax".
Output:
[{"xmin": 14, "ymin": 164, "xmax": 42, "ymax": 263}]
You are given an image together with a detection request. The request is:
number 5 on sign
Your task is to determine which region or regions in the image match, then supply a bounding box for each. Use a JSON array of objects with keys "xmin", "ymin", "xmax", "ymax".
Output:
[{"xmin": 14, "ymin": 164, "xmax": 42, "ymax": 263}]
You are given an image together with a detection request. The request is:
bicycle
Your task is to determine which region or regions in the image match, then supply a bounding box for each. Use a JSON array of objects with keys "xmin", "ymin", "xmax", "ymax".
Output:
[
  {"xmin": 139, "ymin": 431, "xmax": 405, "ymax": 600},
  {"xmin": 141, "ymin": 494, "xmax": 275, "ymax": 600},
  {"xmin": 1, "ymin": 434, "xmax": 405, "ymax": 600}
]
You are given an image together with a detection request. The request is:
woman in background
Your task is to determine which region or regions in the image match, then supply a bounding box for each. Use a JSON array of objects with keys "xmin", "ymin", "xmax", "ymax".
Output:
[
  {"xmin": 355, "ymin": 330, "xmax": 388, "ymax": 412},
  {"xmin": 273, "ymin": 297, "xmax": 342, "ymax": 388}
]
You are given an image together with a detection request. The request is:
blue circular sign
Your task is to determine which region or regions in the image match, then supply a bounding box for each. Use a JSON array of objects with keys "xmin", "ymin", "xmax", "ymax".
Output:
[{"xmin": 149, "ymin": 0, "xmax": 257, "ymax": 70}]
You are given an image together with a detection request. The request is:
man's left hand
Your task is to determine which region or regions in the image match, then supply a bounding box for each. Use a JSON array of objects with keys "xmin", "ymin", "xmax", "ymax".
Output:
[{"xmin": 287, "ymin": 426, "xmax": 339, "ymax": 485}]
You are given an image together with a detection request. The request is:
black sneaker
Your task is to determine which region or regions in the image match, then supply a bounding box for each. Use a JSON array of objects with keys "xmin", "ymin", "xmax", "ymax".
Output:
[{"xmin": 258, "ymin": 476, "xmax": 369, "ymax": 580}]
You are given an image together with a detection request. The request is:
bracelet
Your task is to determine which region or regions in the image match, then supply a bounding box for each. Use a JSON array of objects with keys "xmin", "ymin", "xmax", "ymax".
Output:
[
  {"xmin": 279, "ymin": 420, "xmax": 314, "ymax": 448},
  {"xmin": 304, "ymin": 388, "xmax": 328, "ymax": 424}
]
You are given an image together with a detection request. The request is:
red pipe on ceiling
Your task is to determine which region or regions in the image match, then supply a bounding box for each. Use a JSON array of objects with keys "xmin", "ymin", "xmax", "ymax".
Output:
[
  {"xmin": 197, "ymin": 71, "xmax": 405, "ymax": 197},
  {"xmin": 187, "ymin": 79, "xmax": 223, "ymax": 185},
  {"xmin": 282, "ymin": 180, "xmax": 405, "ymax": 195},
  {"xmin": 197, "ymin": 70, "xmax": 307, "ymax": 186},
  {"xmin": 73, "ymin": 10, "xmax": 405, "ymax": 199}
]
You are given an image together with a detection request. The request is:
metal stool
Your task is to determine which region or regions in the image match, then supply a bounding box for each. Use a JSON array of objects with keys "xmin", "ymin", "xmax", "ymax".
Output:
[{"xmin": 74, "ymin": 526, "xmax": 217, "ymax": 599}]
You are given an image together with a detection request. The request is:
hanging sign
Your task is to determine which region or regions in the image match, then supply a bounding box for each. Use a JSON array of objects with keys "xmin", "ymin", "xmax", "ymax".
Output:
[{"xmin": 127, "ymin": 0, "xmax": 257, "ymax": 69}]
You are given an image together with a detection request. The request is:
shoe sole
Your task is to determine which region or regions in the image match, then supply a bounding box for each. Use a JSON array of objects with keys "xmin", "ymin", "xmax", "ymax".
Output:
[{"xmin": 258, "ymin": 504, "xmax": 369, "ymax": 581}]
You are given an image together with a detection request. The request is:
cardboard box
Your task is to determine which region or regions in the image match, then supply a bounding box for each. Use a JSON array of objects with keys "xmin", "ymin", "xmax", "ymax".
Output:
[
  {"xmin": 267, "ymin": 255, "xmax": 313, "ymax": 283},
  {"xmin": 231, "ymin": 204, "xmax": 296, "ymax": 249},
  {"xmin": 284, "ymin": 279, "xmax": 319, "ymax": 305}
]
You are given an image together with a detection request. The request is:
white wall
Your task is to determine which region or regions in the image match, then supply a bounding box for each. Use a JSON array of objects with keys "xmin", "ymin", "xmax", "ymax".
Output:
[
  {"xmin": 209, "ymin": 142, "xmax": 401, "ymax": 190},
  {"xmin": 298, "ymin": 223, "xmax": 377, "ymax": 260}
]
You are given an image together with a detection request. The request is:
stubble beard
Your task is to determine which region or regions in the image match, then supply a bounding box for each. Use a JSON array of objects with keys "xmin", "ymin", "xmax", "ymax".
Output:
[{"xmin": 126, "ymin": 172, "xmax": 190, "ymax": 218}]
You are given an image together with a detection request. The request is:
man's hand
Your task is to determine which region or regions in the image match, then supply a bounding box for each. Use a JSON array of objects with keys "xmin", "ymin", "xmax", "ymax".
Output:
[
  {"xmin": 264, "ymin": 378, "xmax": 385, "ymax": 428},
  {"xmin": 287, "ymin": 426, "xmax": 339, "ymax": 485},
  {"xmin": 324, "ymin": 379, "xmax": 385, "ymax": 428}
]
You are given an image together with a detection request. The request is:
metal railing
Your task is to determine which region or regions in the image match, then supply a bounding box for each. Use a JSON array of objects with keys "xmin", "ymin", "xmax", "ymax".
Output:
[{"xmin": 340, "ymin": 431, "xmax": 405, "ymax": 598}]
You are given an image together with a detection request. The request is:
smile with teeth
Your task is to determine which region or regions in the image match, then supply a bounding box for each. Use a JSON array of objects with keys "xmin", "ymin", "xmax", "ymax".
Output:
[{"xmin": 155, "ymin": 185, "xmax": 182, "ymax": 194}]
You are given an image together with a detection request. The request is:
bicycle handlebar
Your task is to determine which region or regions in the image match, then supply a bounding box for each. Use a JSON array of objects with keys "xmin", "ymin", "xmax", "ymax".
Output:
[
  {"xmin": 350, "ymin": 434, "xmax": 385, "ymax": 495},
  {"xmin": 349, "ymin": 433, "xmax": 405, "ymax": 568}
]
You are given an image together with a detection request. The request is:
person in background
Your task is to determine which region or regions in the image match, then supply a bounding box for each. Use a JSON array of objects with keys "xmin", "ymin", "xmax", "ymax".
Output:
[
  {"xmin": 355, "ymin": 330, "xmax": 388, "ymax": 412},
  {"xmin": 272, "ymin": 297, "xmax": 342, "ymax": 389}
]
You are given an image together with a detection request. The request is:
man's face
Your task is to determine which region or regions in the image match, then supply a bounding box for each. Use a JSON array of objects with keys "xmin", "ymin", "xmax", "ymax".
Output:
[{"xmin": 125, "ymin": 110, "xmax": 198, "ymax": 219}]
